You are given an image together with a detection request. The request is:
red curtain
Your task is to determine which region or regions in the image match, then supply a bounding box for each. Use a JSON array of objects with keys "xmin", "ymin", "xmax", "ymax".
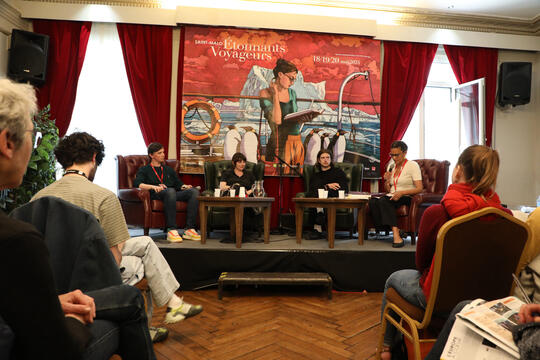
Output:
[
  {"xmin": 176, "ymin": 28, "xmax": 186, "ymax": 160},
  {"xmin": 117, "ymin": 24, "xmax": 172, "ymax": 155},
  {"xmin": 443, "ymin": 45, "xmax": 498, "ymax": 146},
  {"xmin": 380, "ymin": 41, "xmax": 438, "ymax": 173},
  {"xmin": 33, "ymin": 20, "xmax": 91, "ymax": 137}
]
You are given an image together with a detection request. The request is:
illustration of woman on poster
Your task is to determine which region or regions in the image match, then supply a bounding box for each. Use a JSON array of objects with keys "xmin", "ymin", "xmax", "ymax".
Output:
[{"xmin": 259, "ymin": 59, "xmax": 304, "ymax": 174}]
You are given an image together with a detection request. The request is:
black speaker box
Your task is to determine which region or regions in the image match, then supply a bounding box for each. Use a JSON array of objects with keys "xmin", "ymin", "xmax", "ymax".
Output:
[
  {"xmin": 498, "ymin": 62, "xmax": 532, "ymax": 106},
  {"xmin": 7, "ymin": 29, "xmax": 50, "ymax": 86}
]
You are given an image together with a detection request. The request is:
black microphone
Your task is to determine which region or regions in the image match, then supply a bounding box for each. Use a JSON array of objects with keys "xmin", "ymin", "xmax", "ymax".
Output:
[{"xmin": 388, "ymin": 164, "xmax": 394, "ymax": 173}]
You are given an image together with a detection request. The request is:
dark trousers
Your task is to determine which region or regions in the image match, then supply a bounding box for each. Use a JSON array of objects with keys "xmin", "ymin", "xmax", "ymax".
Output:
[
  {"xmin": 368, "ymin": 196, "xmax": 411, "ymax": 229},
  {"xmin": 152, "ymin": 187, "xmax": 199, "ymax": 230},
  {"xmin": 424, "ymin": 301, "xmax": 470, "ymax": 360},
  {"xmin": 84, "ymin": 284, "xmax": 155, "ymax": 360}
]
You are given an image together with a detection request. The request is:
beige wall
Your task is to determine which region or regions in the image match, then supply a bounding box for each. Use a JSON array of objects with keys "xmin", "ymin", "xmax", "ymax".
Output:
[
  {"xmin": 0, "ymin": 32, "xmax": 7, "ymax": 77},
  {"xmin": 495, "ymin": 51, "xmax": 540, "ymax": 208}
]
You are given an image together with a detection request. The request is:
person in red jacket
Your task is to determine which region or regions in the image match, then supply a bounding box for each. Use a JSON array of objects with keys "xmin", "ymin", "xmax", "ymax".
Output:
[{"xmin": 378, "ymin": 144, "xmax": 510, "ymax": 360}]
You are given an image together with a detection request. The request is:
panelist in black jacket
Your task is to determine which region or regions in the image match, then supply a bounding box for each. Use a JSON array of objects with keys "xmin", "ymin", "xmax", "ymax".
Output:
[
  {"xmin": 134, "ymin": 142, "xmax": 200, "ymax": 242},
  {"xmin": 306, "ymin": 149, "xmax": 349, "ymax": 238},
  {"xmin": 308, "ymin": 149, "xmax": 348, "ymax": 198}
]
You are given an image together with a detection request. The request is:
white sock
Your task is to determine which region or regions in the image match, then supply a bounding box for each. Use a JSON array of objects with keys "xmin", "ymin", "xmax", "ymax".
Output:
[
  {"xmin": 314, "ymin": 225, "xmax": 322, "ymax": 232},
  {"xmin": 317, "ymin": 208, "xmax": 323, "ymax": 213},
  {"xmin": 167, "ymin": 294, "xmax": 183, "ymax": 309}
]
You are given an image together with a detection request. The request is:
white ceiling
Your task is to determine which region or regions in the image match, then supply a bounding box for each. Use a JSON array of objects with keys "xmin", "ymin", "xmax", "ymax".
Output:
[{"xmin": 331, "ymin": 0, "xmax": 540, "ymax": 20}]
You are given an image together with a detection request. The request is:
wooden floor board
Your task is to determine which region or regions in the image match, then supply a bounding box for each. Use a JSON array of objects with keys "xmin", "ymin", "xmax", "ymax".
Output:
[{"xmin": 151, "ymin": 288, "xmax": 383, "ymax": 359}]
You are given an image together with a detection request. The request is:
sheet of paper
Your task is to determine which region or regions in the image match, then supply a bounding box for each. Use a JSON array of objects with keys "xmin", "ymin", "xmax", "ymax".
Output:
[{"xmin": 441, "ymin": 318, "xmax": 518, "ymax": 360}]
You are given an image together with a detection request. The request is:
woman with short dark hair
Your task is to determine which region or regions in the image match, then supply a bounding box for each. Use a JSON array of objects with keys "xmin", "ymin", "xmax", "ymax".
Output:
[
  {"xmin": 218, "ymin": 153, "xmax": 260, "ymax": 242},
  {"xmin": 368, "ymin": 140, "xmax": 423, "ymax": 247},
  {"xmin": 219, "ymin": 152, "xmax": 255, "ymax": 195}
]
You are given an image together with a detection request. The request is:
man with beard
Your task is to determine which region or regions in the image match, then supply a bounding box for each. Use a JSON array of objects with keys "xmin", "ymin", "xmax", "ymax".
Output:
[{"xmin": 33, "ymin": 132, "xmax": 202, "ymax": 341}]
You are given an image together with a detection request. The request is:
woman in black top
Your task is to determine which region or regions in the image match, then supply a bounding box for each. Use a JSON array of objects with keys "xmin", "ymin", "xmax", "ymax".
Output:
[
  {"xmin": 219, "ymin": 153, "xmax": 261, "ymax": 239},
  {"xmin": 219, "ymin": 152, "xmax": 256, "ymax": 195}
]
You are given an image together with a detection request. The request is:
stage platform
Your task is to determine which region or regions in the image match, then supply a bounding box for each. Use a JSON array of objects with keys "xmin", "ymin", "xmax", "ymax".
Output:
[{"xmin": 128, "ymin": 228, "xmax": 416, "ymax": 292}]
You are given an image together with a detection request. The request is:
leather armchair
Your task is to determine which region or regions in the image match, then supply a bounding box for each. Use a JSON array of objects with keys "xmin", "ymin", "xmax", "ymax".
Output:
[
  {"xmin": 296, "ymin": 162, "xmax": 364, "ymax": 237},
  {"xmin": 202, "ymin": 160, "xmax": 265, "ymax": 232},
  {"xmin": 116, "ymin": 155, "xmax": 188, "ymax": 235},
  {"xmin": 367, "ymin": 159, "xmax": 450, "ymax": 244}
]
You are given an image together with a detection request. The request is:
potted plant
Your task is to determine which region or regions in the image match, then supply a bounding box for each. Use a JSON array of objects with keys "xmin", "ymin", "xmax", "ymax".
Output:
[{"xmin": 0, "ymin": 105, "xmax": 59, "ymax": 212}]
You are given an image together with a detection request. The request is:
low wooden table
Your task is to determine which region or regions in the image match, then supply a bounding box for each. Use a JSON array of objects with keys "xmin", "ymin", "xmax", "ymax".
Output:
[
  {"xmin": 293, "ymin": 197, "xmax": 369, "ymax": 248},
  {"xmin": 217, "ymin": 272, "xmax": 333, "ymax": 299},
  {"xmin": 198, "ymin": 196, "xmax": 274, "ymax": 248}
]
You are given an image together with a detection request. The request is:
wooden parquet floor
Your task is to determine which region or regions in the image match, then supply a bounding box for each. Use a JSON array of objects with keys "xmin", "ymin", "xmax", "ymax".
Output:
[{"xmin": 150, "ymin": 287, "xmax": 383, "ymax": 360}]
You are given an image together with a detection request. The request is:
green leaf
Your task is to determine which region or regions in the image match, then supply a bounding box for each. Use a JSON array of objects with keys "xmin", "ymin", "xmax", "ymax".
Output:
[{"xmin": 36, "ymin": 148, "xmax": 49, "ymax": 160}]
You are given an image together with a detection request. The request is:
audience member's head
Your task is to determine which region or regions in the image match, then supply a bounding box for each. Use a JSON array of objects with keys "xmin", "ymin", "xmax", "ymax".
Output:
[
  {"xmin": 147, "ymin": 142, "xmax": 164, "ymax": 156},
  {"xmin": 0, "ymin": 79, "xmax": 37, "ymax": 189},
  {"xmin": 454, "ymin": 144, "xmax": 499, "ymax": 195},
  {"xmin": 55, "ymin": 132, "xmax": 105, "ymax": 174},
  {"xmin": 316, "ymin": 149, "xmax": 334, "ymax": 171},
  {"xmin": 231, "ymin": 152, "xmax": 247, "ymax": 170}
]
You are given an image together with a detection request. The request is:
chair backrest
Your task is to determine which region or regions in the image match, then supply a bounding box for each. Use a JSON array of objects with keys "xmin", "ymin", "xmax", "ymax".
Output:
[
  {"xmin": 10, "ymin": 196, "xmax": 122, "ymax": 294},
  {"xmin": 302, "ymin": 163, "xmax": 363, "ymax": 192},
  {"xmin": 422, "ymin": 207, "xmax": 530, "ymax": 326},
  {"xmin": 414, "ymin": 159, "xmax": 450, "ymax": 194},
  {"xmin": 0, "ymin": 315, "xmax": 14, "ymax": 360},
  {"xmin": 204, "ymin": 160, "xmax": 264, "ymax": 191},
  {"xmin": 116, "ymin": 155, "xmax": 181, "ymax": 189}
]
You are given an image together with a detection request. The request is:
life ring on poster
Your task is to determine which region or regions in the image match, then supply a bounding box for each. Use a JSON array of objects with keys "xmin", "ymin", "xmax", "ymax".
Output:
[{"xmin": 181, "ymin": 100, "xmax": 222, "ymax": 144}]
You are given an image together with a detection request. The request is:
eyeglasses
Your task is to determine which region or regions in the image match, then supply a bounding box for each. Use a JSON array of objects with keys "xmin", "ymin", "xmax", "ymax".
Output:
[
  {"xmin": 283, "ymin": 74, "xmax": 296, "ymax": 83},
  {"xmin": 389, "ymin": 152, "xmax": 402, "ymax": 157},
  {"xmin": 26, "ymin": 128, "xmax": 42, "ymax": 149}
]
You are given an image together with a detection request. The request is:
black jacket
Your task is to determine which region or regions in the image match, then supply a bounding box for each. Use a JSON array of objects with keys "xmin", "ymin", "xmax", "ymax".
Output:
[
  {"xmin": 10, "ymin": 196, "xmax": 121, "ymax": 294},
  {"xmin": 308, "ymin": 166, "xmax": 349, "ymax": 198}
]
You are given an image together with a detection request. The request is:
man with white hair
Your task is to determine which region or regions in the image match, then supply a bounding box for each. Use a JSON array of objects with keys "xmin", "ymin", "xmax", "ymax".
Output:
[{"xmin": 0, "ymin": 78, "xmax": 155, "ymax": 359}]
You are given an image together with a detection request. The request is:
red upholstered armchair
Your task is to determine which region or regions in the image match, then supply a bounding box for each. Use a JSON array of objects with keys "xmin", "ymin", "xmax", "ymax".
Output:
[
  {"xmin": 368, "ymin": 159, "xmax": 450, "ymax": 244},
  {"xmin": 116, "ymin": 155, "xmax": 188, "ymax": 235}
]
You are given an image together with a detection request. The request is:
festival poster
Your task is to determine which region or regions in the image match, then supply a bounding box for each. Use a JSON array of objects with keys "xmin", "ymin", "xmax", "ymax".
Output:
[{"xmin": 180, "ymin": 25, "xmax": 381, "ymax": 176}]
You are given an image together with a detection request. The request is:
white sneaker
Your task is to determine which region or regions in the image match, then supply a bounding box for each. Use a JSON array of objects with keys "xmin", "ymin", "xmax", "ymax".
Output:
[
  {"xmin": 164, "ymin": 299, "xmax": 203, "ymax": 324},
  {"xmin": 167, "ymin": 229, "xmax": 183, "ymax": 243},
  {"xmin": 183, "ymin": 228, "xmax": 201, "ymax": 241}
]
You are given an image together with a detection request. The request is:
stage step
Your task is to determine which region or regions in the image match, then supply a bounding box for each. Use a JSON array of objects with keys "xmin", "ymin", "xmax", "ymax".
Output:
[{"xmin": 218, "ymin": 272, "xmax": 333, "ymax": 299}]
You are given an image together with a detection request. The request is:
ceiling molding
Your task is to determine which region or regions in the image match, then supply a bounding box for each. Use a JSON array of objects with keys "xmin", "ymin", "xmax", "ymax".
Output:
[
  {"xmin": 25, "ymin": 0, "xmax": 161, "ymax": 9},
  {"xmin": 252, "ymin": 0, "xmax": 540, "ymax": 35},
  {"xmin": 0, "ymin": 0, "xmax": 31, "ymax": 34},
  {"xmin": 21, "ymin": 0, "xmax": 540, "ymax": 36},
  {"xmin": 396, "ymin": 12, "xmax": 540, "ymax": 36}
]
